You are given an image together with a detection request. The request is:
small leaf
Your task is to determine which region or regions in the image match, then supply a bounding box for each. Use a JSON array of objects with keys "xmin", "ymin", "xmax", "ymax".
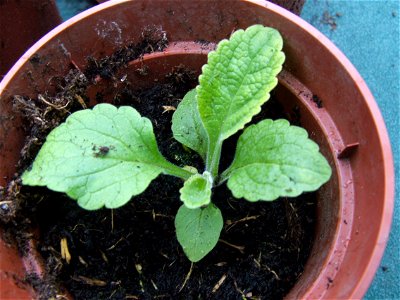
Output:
[
  {"xmin": 172, "ymin": 89, "xmax": 208, "ymax": 159},
  {"xmin": 180, "ymin": 172, "xmax": 212, "ymax": 209},
  {"xmin": 22, "ymin": 104, "xmax": 190, "ymax": 210},
  {"xmin": 197, "ymin": 25, "xmax": 285, "ymax": 174},
  {"xmin": 223, "ymin": 119, "xmax": 332, "ymax": 201},
  {"xmin": 175, "ymin": 203, "xmax": 223, "ymax": 262}
]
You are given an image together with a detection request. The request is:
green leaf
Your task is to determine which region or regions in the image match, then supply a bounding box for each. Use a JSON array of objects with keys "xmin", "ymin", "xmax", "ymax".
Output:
[
  {"xmin": 180, "ymin": 172, "xmax": 212, "ymax": 209},
  {"xmin": 175, "ymin": 203, "xmax": 223, "ymax": 262},
  {"xmin": 197, "ymin": 25, "xmax": 285, "ymax": 176},
  {"xmin": 222, "ymin": 119, "xmax": 332, "ymax": 201},
  {"xmin": 172, "ymin": 89, "xmax": 208, "ymax": 159},
  {"xmin": 22, "ymin": 103, "xmax": 191, "ymax": 210}
]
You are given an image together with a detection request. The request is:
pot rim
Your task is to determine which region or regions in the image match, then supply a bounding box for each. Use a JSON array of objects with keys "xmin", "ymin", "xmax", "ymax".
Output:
[
  {"xmin": 265, "ymin": 3, "xmax": 394, "ymax": 298},
  {"xmin": 262, "ymin": 3, "xmax": 394, "ymax": 298},
  {"xmin": 0, "ymin": 0, "xmax": 394, "ymax": 299}
]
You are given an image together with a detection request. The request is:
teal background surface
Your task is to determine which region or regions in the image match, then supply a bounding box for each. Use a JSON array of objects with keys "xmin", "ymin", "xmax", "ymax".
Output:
[
  {"xmin": 301, "ymin": 2, "xmax": 399, "ymax": 299},
  {"xmin": 56, "ymin": 0, "xmax": 399, "ymax": 298}
]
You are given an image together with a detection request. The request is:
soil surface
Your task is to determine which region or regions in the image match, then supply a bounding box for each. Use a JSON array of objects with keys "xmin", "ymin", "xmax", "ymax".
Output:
[{"xmin": 0, "ymin": 30, "xmax": 317, "ymax": 300}]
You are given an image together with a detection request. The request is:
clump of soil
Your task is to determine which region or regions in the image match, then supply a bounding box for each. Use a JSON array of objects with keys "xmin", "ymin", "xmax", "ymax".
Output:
[
  {"xmin": 0, "ymin": 29, "xmax": 316, "ymax": 300},
  {"xmin": 84, "ymin": 26, "xmax": 168, "ymax": 82},
  {"xmin": 13, "ymin": 69, "xmax": 89, "ymax": 171}
]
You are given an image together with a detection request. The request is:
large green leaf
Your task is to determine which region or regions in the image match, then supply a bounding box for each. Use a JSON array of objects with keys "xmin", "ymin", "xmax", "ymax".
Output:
[
  {"xmin": 197, "ymin": 25, "xmax": 285, "ymax": 175},
  {"xmin": 179, "ymin": 172, "xmax": 212, "ymax": 209},
  {"xmin": 22, "ymin": 104, "xmax": 191, "ymax": 210},
  {"xmin": 222, "ymin": 119, "xmax": 332, "ymax": 201},
  {"xmin": 171, "ymin": 89, "xmax": 207, "ymax": 159},
  {"xmin": 175, "ymin": 203, "xmax": 223, "ymax": 262}
]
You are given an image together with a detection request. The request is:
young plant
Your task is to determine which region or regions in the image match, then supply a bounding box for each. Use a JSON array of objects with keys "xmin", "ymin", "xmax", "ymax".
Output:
[{"xmin": 22, "ymin": 25, "xmax": 331, "ymax": 262}]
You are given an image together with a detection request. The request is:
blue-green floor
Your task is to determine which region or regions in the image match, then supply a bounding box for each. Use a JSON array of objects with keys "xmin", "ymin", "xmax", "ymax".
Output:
[
  {"xmin": 301, "ymin": 1, "xmax": 399, "ymax": 299},
  {"xmin": 56, "ymin": 1, "xmax": 400, "ymax": 298}
]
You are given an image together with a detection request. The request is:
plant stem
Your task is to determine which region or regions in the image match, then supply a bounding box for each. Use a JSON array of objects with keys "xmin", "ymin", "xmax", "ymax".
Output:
[
  {"xmin": 206, "ymin": 139, "xmax": 223, "ymax": 180},
  {"xmin": 161, "ymin": 160, "xmax": 193, "ymax": 180},
  {"xmin": 217, "ymin": 166, "xmax": 232, "ymax": 185}
]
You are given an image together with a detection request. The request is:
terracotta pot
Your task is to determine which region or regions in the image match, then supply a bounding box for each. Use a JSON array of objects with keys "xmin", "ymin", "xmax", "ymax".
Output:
[
  {"xmin": 266, "ymin": 0, "xmax": 306, "ymax": 15},
  {"xmin": 0, "ymin": 0, "xmax": 62, "ymax": 77},
  {"xmin": 95, "ymin": 0, "xmax": 306, "ymax": 15},
  {"xmin": 0, "ymin": 1, "xmax": 394, "ymax": 299}
]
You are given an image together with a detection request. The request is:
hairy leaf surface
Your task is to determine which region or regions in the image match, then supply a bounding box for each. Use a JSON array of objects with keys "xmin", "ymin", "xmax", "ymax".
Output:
[
  {"xmin": 175, "ymin": 203, "xmax": 223, "ymax": 262},
  {"xmin": 223, "ymin": 119, "xmax": 332, "ymax": 201},
  {"xmin": 22, "ymin": 104, "xmax": 190, "ymax": 210},
  {"xmin": 197, "ymin": 25, "xmax": 285, "ymax": 173},
  {"xmin": 179, "ymin": 172, "xmax": 212, "ymax": 209}
]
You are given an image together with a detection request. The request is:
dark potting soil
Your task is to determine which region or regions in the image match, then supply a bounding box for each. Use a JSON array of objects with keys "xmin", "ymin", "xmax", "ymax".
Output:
[{"xmin": 1, "ymin": 31, "xmax": 317, "ymax": 300}]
